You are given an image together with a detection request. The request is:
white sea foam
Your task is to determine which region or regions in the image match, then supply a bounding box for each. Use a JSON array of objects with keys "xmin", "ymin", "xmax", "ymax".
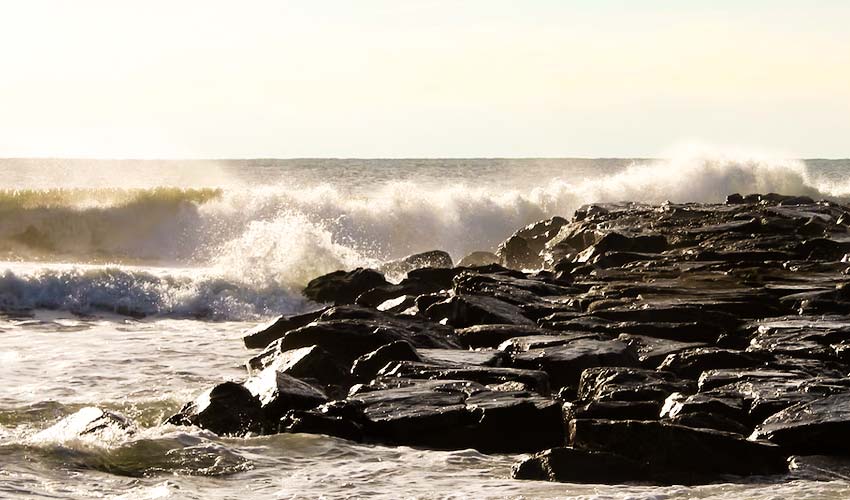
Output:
[{"xmin": 0, "ymin": 150, "xmax": 846, "ymax": 319}]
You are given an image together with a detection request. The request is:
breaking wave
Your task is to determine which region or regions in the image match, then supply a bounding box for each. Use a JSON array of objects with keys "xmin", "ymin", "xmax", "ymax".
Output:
[{"xmin": 0, "ymin": 151, "xmax": 846, "ymax": 319}]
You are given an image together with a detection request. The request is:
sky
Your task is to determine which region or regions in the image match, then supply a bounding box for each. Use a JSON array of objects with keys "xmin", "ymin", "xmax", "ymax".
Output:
[{"xmin": 0, "ymin": 0, "xmax": 848, "ymax": 158}]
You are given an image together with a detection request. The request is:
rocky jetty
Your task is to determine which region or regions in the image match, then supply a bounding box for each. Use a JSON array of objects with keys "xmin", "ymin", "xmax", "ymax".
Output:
[{"xmin": 165, "ymin": 193, "xmax": 850, "ymax": 485}]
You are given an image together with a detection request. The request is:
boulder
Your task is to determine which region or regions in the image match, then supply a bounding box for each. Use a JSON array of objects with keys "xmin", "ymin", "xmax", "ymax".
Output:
[
  {"xmin": 512, "ymin": 447, "xmax": 646, "ymax": 483},
  {"xmin": 569, "ymin": 419, "xmax": 787, "ymax": 482},
  {"xmin": 379, "ymin": 360, "xmax": 551, "ymax": 395},
  {"xmin": 379, "ymin": 250, "xmax": 453, "ymax": 277},
  {"xmin": 303, "ymin": 268, "xmax": 388, "ymax": 305},
  {"xmin": 506, "ymin": 338, "xmax": 638, "ymax": 391},
  {"xmin": 457, "ymin": 251, "xmax": 500, "ymax": 267},
  {"xmin": 243, "ymin": 366, "xmax": 328, "ymax": 421},
  {"xmin": 242, "ymin": 307, "xmax": 328, "ymax": 349},
  {"xmin": 350, "ymin": 340, "xmax": 422, "ymax": 382},
  {"xmin": 280, "ymin": 410, "xmax": 364, "ymax": 442},
  {"xmin": 658, "ymin": 348, "xmax": 765, "ymax": 379},
  {"xmin": 166, "ymin": 382, "xmax": 265, "ymax": 436},
  {"xmin": 751, "ymin": 392, "xmax": 850, "ymax": 454},
  {"xmin": 577, "ymin": 367, "xmax": 693, "ymax": 404}
]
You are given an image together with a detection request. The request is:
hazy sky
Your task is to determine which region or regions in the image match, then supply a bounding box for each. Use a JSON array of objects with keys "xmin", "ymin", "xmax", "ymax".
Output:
[{"xmin": 1, "ymin": 0, "xmax": 848, "ymax": 158}]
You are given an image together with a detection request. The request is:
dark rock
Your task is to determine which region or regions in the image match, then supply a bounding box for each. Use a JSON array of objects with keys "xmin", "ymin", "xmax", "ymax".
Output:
[
  {"xmin": 248, "ymin": 345, "xmax": 350, "ymax": 393},
  {"xmin": 375, "ymin": 295, "xmax": 418, "ymax": 313},
  {"xmin": 788, "ymin": 455, "xmax": 850, "ymax": 481},
  {"xmin": 424, "ymin": 294, "xmax": 535, "ymax": 328},
  {"xmin": 379, "ymin": 360, "xmax": 551, "ymax": 395},
  {"xmin": 617, "ymin": 334, "xmax": 708, "ymax": 368},
  {"xmin": 658, "ymin": 348, "xmax": 765, "ymax": 379},
  {"xmin": 457, "ymin": 251, "xmax": 500, "ymax": 267},
  {"xmin": 37, "ymin": 407, "xmax": 135, "ymax": 441},
  {"xmin": 350, "ymin": 340, "xmax": 422, "ymax": 382},
  {"xmin": 379, "ymin": 250, "xmax": 454, "ymax": 277},
  {"xmin": 243, "ymin": 366, "xmax": 328, "ymax": 422},
  {"xmin": 303, "ymin": 268, "xmax": 388, "ymax": 305},
  {"xmin": 418, "ymin": 348, "xmax": 505, "ymax": 367},
  {"xmin": 569, "ymin": 419, "xmax": 787, "ymax": 482},
  {"xmin": 752, "ymin": 392, "xmax": 850, "ymax": 454},
  {"xmin": 512, "ymin": 447, "xmax": 646, "ymax": 483},
  {"xmin": 355, "ymin": 279, "xmax": 443, "ymax": 308},
  {"xmin": 166, "ymin": 382, "xmax": 265, "ymax": 436},
  {"xmin": 726, "ymin": 193, "xmax": 745, "ymax": 204},
  {"xmin": 564, "ymin": 400, "xmax": 663, "ymax": 421},
  {"xmin": 578, "ymin": 367, "xmax": 692, "ymax": 404},
  {"xmin": 507, "ymin": 338, "xmax": 638, "ymax": 390},
  {"xmin": 280, "ymin": 410, "xmax": 364, "ymax": 442},
  {"xmin": 455, "ymin": 324, "xmax": 559, "ymax": 349},
  {"xmin": 242, "ymin": 307, "xmax": 328, "ymax": 349},
  {"xmin": 497, "ymin": 235, "xmax": 536, "ymax": 269}
]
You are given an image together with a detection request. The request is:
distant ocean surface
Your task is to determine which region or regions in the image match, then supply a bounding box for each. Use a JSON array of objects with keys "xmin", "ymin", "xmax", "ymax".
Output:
[{"xmin": 1, "ymin": 155, "xmax": 849, "ymax": 499}]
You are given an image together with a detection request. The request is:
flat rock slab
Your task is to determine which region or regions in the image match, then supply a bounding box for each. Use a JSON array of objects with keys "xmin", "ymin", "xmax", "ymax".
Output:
[
  {"xmin": 379, "ymin": 360, "xmax": 551, "ymax": 395},
  {"xmin": 752, "ymin": 392, "xmax": 850, "ymax": 454},
  {"xmin": 507, "ymin": 339, "xmax": 638, "ymax": 390},
  {"xmin": 569, "ymin": 419, "xmax": 787, "ymax": 482},
  {"xmin": 578, "ymin": 366, "xmax": 693, "ymax": 404}
]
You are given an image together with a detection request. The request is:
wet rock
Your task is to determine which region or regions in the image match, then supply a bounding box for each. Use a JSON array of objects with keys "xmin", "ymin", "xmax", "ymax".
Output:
[
  {"xmin": 751, "ymin": 392, "xmax": 850, "ymax": 454},
  {"xmin": 355, "ymin": 279, "xmax": 443, "ymax": 308},
  {"xmin": 166, "ymin": 382, "xmax": 265, "ymax": 436},
  {"xmin": 660, "ymin": 392, "xmax": 750, "ymax": 433},
  {"xmin": 379, "ymin": 250, "xmax": 454, "ymax": 277},
  {"xmin": 569, "ymin": 419, "xmax": 787, "ymax": 482},
  {"xmin": 303, "ymin": 268, "xmax": 388, "ymax": 305},
  {"xmin": 379, "ymin": 360, "xmax": 551, "ymax": 395},
  {"xmin": 617, "ymin": 334, "xmax": 708, "ymax": 368},
  {"xmin": 564, "ymin": 400, "xmax": 663, "ymax": 421},
  {"xmin": 454, "ymin": 324, "xmax": 559, "ymax": 349},
  {"xmin": 36, "ymin": 407, "xmax": 135, "ymax": 442},
  {"xmin": 578, "ymin": 367, "xmax": 693, "ymax": 404},
  {"xmin": 497, "ymin": 216, "xmax": 569, "ymax": 270},
  {"xmin": 507, "ymin": 338, "xmax": 638, "ymax": 391},
  {"xmin": 248, "ymin": 345, "xmax": 350, "ymax": 393},
  {"xmin": 424, "ymin": 294, "xmax": 535, "ymax": 328},
  {"xmin": 788, "ymin": 455, "xmax": 850, "ymax": 481},
  {"xmin": 375, "ymin": 295, "xmax": 417, "ymax": 313},
  {"xmin": 457, "ymin": 251, "xmax": 500, "ymax": 267},
  {"xmin": 242, "ymin": 307, "xmax": 328, "ymax": 349},
  {"xmin": 658, "ymin": 347, "xmax": 765, "ymax": 379},
  {"xmin": 418, "ymin": 348, "xmax": 505, "ymax": 367},
  {"xmin": 350, "ymin": 340, "xmax": 422, "ymax": 382},
  {"xmin": 512, "ymin": 447, "xmax": 646, "ymax": 483},
  {"xmin": 280, "ymin": 410, "xmax": 364, "ymax": 442},
  {"xmin": 243, "ymin": 366, "xmax": 328, "ymax": 422}
]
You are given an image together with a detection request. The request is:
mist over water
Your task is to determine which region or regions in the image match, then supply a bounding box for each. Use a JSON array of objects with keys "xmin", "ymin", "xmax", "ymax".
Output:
[{"xmin": 0, "ymin": 152, "xmax": 848, "ymax": 320}]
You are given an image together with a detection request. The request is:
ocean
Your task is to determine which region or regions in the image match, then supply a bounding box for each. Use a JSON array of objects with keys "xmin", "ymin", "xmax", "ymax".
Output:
[{"xmin": 1, "ymin": 154, "xmax": 849, "ymax": 499}]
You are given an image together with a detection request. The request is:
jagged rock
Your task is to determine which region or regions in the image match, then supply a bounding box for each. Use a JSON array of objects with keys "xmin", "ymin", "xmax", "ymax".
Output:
[
  {"xmin": 496, "ymin": 217, "xmax": 569, "ymax": 270},
  {"xmin": 303, "ymin": 268, "xmax": 388, "ymax": 305},
  {"xmin": 379, "ymin": 250, "xmax": 454, "ymax": 277},
  {"xmin": 457, "ymin": 251, "xmax": 500, "ymax": 267},
  {"xmin": 512, "ymin": 447, "xmax": 646, "ymax": 483},
  {"xmin": 316, "ymin": 306, "xmax": 460, "ymax": 348},
  {"xmin": 243, "ymin": 366, "xmax": 328, "ymax": 422},
  {"xmin": 166, "ymin": 382, "xmax": 265, "ymax": 436},
  {"xmin": 350, "ymin": 340, "xmax": 422, "ymax": 382},
  {"xmin": 751, "ymin": 392, "xmax": 850, "ymax": 454},
  {"xmin": 375, "ymin": 295, "xmax": 417, "ymax": 313},
  {"xmin": 569, "ymin": 419, "xmax": 787, "ymax": 482},
  {"xmin": 424, "ymin": 294, "xmax": 535, "ymax": 328},
  {"xmin": 242, "ymin": 307, "xmax": 328, "ymax": 349}
]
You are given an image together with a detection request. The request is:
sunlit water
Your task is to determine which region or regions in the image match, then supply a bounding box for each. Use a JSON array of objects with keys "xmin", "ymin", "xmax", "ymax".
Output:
[{"xmin": 1, "ymin": 154, "xmax": 849, "ymax": 498}]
